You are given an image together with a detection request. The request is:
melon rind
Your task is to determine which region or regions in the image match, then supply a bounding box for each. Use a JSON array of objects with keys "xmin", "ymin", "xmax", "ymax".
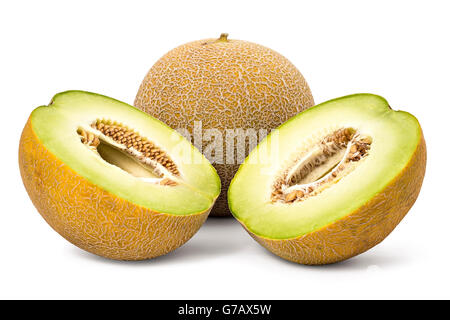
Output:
[
  {"xmin": 244, "ymin": 135, "xmax": 426, "ymax": 265},
  {"xmin": 20, "ymin": 120, "xmax": 212, "ymax": 260}
]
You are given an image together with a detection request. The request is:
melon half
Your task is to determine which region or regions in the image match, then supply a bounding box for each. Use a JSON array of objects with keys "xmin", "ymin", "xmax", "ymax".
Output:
[
  {"xmin": 19, "ymin": 91, "xmax": 220, "ymax": 260},
  {"xmin": 228, "ymin": 94, "xmax": 426, "ymax": 265}
]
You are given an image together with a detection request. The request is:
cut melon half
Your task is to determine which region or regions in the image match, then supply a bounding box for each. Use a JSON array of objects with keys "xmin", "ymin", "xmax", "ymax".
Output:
[
  {"xmin": 19, "ymin": 91, "xmax": 220, "ymax": 260},
  {"xmin": 228, "ymin": 94, "xmax": 426, "ymax": 265}
]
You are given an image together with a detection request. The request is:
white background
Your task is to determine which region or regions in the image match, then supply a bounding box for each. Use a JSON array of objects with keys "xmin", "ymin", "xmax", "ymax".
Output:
[{"xmin": 1, "ymin": 0, "xmax": 449, "ymax": 299}]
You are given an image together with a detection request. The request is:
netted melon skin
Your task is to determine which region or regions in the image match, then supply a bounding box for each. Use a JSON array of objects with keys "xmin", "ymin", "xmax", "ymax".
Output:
[
  {"xmin": 19, "ymin": 119, "xmax": 210, "ymax": 260},
  {"xmin": 244, "ymin": 134, "xmax": 426, "ymax": 265},
  {"xmin": 135, "ymin": 38, "xmax": 314, "ymax": 216}
]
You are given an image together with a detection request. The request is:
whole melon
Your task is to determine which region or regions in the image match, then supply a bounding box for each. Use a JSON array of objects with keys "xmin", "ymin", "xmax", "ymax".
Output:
[{"xmin": 135, "ymin": 34, "xmax": 314, "ymax": 216}]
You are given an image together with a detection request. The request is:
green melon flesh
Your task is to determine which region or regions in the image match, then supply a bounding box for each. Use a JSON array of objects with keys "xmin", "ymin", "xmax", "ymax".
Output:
[
  {"xmin": 31, "ymin": 91, "xmax": 220, "ymax": 215},
  {"xmin": 228, "ymin": 94, "xmax": 422, "ymax": 239}
]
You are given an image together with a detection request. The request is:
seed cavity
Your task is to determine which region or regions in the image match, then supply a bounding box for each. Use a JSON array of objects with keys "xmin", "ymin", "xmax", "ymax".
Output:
[
  {"xmin": 272, "ymin": 128, "xmax": 372, "ymax": 203},
  {"xmin": 77, "ymin": 119, "xmax": 180, "ymax": 186}
]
